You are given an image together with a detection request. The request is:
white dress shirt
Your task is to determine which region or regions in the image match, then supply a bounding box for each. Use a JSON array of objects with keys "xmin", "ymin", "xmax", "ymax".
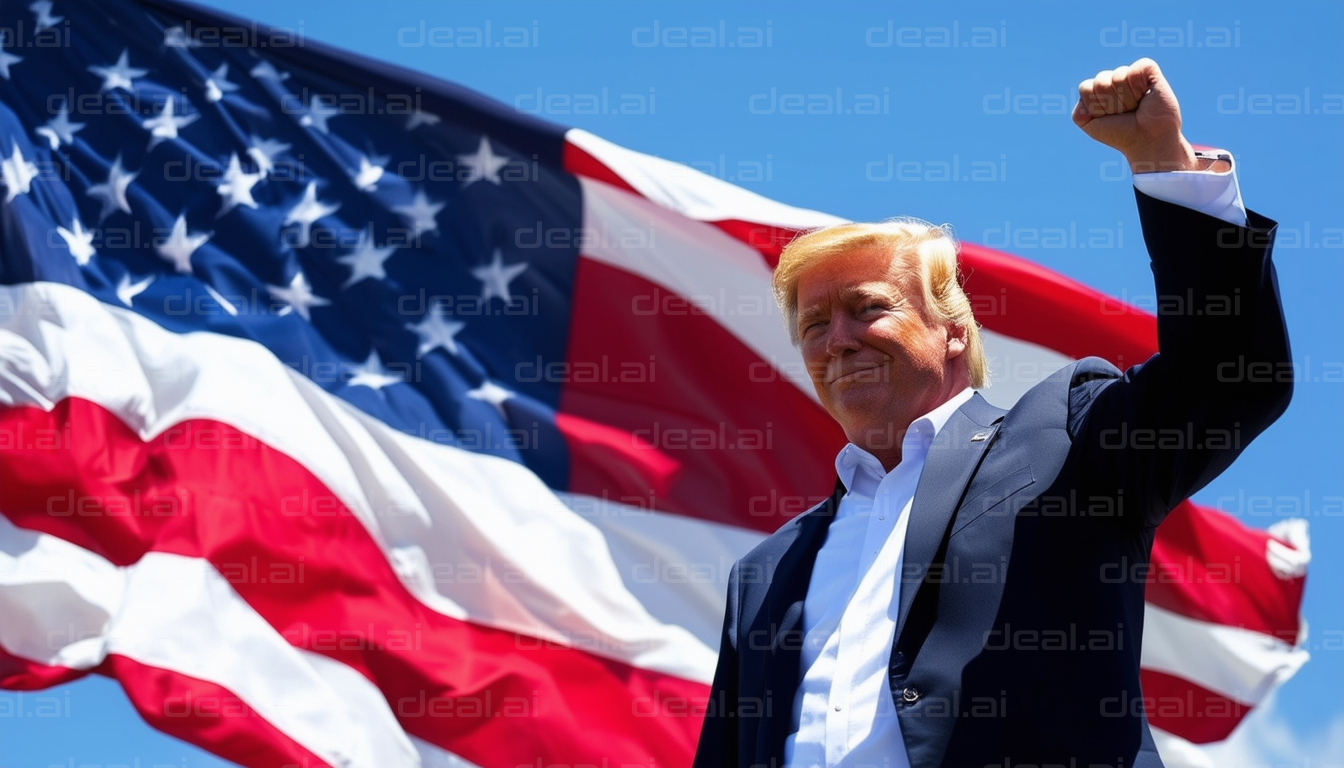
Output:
[
  {"xmin": 784, "ymin": 387, "xmax": 974, "ymax": 768},
  {"xmin": 783, "ymin": 160, "xmax": 1248, "ymax": 768}
]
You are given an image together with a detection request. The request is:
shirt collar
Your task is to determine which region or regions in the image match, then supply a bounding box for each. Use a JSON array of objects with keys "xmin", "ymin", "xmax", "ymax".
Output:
[{"xmin": 835, "ymin": 387, "xmax": 976, "ymax": 495}]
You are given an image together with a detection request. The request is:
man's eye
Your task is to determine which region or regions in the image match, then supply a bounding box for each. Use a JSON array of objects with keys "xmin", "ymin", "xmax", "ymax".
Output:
[{"xmin": 861, "ymin": 302, "xmax": 886, "ymax": 313}]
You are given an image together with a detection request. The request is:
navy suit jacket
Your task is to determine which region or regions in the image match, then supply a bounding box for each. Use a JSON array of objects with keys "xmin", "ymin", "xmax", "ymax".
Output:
[{"xmin": 693, "ymin": 191, "xmax": 1291, "ymax": 768}]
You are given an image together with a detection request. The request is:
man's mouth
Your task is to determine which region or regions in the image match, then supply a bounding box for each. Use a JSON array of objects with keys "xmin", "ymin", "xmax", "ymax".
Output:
[{"xmin": 828, "ymin": 364, "xmax": 884, "ymax": 384}]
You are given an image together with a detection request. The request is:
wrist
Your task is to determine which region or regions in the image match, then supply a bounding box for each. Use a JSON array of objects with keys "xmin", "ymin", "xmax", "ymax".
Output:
[{"xmin": 1126, "ymin": 136, "xmax": 1198, "ymax": 174}]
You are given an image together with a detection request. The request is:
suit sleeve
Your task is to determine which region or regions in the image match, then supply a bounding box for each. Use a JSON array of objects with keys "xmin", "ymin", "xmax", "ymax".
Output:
[
  {"xmin": 1065, "ymin": 189, "xmax": 1292, "ymax": 529},
  {"xmin": 693, "ymin": 559, "xmax": 741, "ymax": 768}
]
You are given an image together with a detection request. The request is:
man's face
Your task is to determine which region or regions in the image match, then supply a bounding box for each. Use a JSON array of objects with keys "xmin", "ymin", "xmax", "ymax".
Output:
[{"xmin": 795, "ymin": 247, "xmax": 964, "ymax": 453}]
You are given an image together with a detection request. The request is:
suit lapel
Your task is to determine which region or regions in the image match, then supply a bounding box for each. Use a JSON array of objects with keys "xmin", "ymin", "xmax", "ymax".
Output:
[
  {"xmin": 763, "ymin": 478, "xmax": 842, "ymax": 653},
  {"xmin": 758, "ymin": 479, "xmax": 843, "ymax": 758},
  {"xmin": 895, "ymin": 392, "xmax": 1007, "ymax": 634}
]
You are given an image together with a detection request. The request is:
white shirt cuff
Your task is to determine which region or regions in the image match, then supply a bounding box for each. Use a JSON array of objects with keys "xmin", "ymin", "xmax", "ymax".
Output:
[{"xmin": 1131, "ymin": 154, "xmax": 1248, "ymax": 227}]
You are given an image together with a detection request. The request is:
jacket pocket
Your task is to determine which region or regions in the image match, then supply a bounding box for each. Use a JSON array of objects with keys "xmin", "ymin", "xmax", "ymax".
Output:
[{"xmin": 950, "ymin": 465, "xmax": 1035, "ymax": 537}]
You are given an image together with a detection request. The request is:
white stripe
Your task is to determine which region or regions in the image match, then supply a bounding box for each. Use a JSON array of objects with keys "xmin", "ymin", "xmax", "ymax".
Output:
[
  {"xmin": 413, "ymin": 737, "xmax": 487, "ymax": 768},
  {"xmin": 0, "ymin": 519, "xmax": 122, "ymax": 670},
  {"xmin": 567, "ymin": 128, "xmax": 844, "ymax": 230},
  {"xmin": 0, "ymin": 515, "xmax": 418, "ymax": 768},
  {"xmin": 978, "ymin": 329, "xmax": 1077, "ymax": 409},
  {"xmin": 579, "ymin": 175, "xmax": 816, "ymax": 398},
  {"xmin": 1142, "ymin": 603, "xmax": 1310, "ymax": 705},
  {"xmin": 0, "ymin": 281, "xmax": 713, "ymax": 683},
  {"xmin": 561, "ymin": 492, "xmax": 767, "ymax": 649},
  {"xmin": 1150, "ymin": 726, "xmax": 1216, "ymax": 768}
]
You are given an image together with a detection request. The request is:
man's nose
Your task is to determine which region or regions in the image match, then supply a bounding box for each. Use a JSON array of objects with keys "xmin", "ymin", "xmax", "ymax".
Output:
[{"xmin": 823, "ymin": 313, "xmax": 863, "ymax": 357}]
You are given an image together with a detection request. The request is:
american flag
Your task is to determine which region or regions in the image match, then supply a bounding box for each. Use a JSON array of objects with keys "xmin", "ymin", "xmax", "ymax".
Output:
[{"xmin": 0, "ymin": 1, "xmax": 1311, "ymax": 766}]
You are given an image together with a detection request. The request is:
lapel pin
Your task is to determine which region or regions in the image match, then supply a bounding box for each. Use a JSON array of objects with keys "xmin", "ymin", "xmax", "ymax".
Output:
[{"xmin": 971, "ymin": 431, "xmax": 992, "ymax": 442}]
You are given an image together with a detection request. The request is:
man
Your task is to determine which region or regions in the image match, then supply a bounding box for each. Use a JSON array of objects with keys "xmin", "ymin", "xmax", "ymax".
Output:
[{"xmin": 693, "ymin": 58, "xmax": 1291, "ymax": 768}]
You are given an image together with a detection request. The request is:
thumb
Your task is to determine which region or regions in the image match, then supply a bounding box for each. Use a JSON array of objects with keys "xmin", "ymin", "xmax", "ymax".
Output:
[{"xmin": 1071, "ymin": 98, "xmax": 1093, "ymax": 128}]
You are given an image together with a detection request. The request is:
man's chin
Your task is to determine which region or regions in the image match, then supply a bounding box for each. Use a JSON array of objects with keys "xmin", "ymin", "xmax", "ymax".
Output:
[{"xmin": 829, "ymin": 389, "xmax": 891, "ymax": 425}]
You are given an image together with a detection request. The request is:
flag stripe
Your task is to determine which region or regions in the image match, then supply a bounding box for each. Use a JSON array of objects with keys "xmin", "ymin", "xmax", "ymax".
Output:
[
  {"xmin": 104, "ymin": 655, "xmax": 340, "ymax": 768},
  {"xmin": 561, "ymin": 255, "xmax": 843, "ymax": 531},
  {"xmin": 558, "ymin": 491, "xmax": 768, "ymax": 651},
  {"xmin": 1148, "ymin": 726, "xmax": 1218, "ymax": 768},
  {"xmin": 0, "ymin": 517, "xmax": 417, "ymax": 767},
  {"xmin": 1139, "ymin": 668, "xmax": 1252, "ymax": 744},
  {"xmin": 575, "ymin": 176, "xmax": 816, "ymax": 398},
  {"xmin": 1141, "ymin": 604, "xmax": 1308, "ymax": 707},
  {"xmin": 565, "ymin": 128, "xmax": 843, "ymax": 232},
  {"xmin": 1147, "ymin": 501, "xmax": 1305, "ymax": 643}
]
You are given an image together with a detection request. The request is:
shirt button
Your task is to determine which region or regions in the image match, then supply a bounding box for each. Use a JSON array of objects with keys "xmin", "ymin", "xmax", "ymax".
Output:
[
  {"xmin": 834, "ymin": 704, "xmax": 842, "ymax": 711},
  {"xmin": 879, "ymin": 515, "xmax": 886, "ymax": 521},
  {"xmin": 902, "ymin": 687, "xmax": 920, "ymax": 704}
]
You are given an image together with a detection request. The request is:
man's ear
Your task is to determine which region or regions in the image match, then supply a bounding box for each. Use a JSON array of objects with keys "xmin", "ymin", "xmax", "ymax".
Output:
[{"xmin": 945, "ymin": 323, "xmax": 968, "ymax": 360}]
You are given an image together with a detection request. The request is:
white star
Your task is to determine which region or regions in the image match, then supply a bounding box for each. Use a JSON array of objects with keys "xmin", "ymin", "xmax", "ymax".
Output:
[
  {"xmin": 0, "ymin": 38, "xmax": 23, "ymax": 80},
  {"xmin": 156, "ymin": 214, "xmax": 210, "ymax": 274},
  {"xmin": 351, "ymin": 154, "xmax": 384, "ymax": 191},
  {"xmin": 203, "ymin": 282, "xmax": 238, "ymax": 315},
  {"xmin": 35, "ymin": 99, "xmax": 85, "ymax": 150},
  {"xmin": 467, "ymin": 379, "xmax": 514, "ymax": 417},
  {"xmin": 29, "ymin": 1, "xmax": 61, "ymax": 31},
  {"xmin": 283, "ymin": 181, "xmax": 341, "ymax": 249},
  {"xmin": 204, "ymin": 62, "xmax": 240, "ymax": 103},
  {"xmin": 458, "ymin": 136, "xmax": 509, "ymax": 187},
  {"xmin": 406, "ymin": 304, "xmax": 465, "ymax": 357},
  {"xmin": 88, "ymin": 49, "xmax": 148, "ymax": 93},
  {"xmin": 246, "ymin": 135, "xmax": 290, "ymax": 177},
  {"xmin": 337, "ymin": 224, "xmax": 396, "ymax": 288},
  {"xmin": 215, "ymin": 152, "xmax": 263, "ymax": 217},
  {"xmin": 143, "ymin": 97, "xmax": 199, "ymax": 149},
  {"xmin": 56, "ymin": 218, "xmax": 95, "ymax": 265},
  {"xmin": 1, "ymin": 141, "xmax": 39, "ymax": 204},
  {"xmin": 85, "ymin": 155, "xmax": 138, "ymax": 222},
  {"xmin": 346, "ymin": 350, "xmax": 403, "ymax": 390},
  {"xmin": 115, "ymin": 273, "xmax": 154, "ymax": 306},
  {"xmin": 392, "ymin": 189, "xmax": 444, "ymax": 238},
  {"xmin": 299, "ymin": 96, "xmax": 340, "ymax": 134},
  {"xmin": 249, "ymin": 59, "xmax": 289, "ymax": 82},
  {"xmin": 472, "ymin": 249, "xmax": 528, "ymax": 303},
  {"xmin": 162, "ymin": 26, "xmax": 198, "ymax": 48},
  {"xmin": 405, "ymin": 109, "xmax": 440, "ymax": 131},
  {"xmin": 267, "ymin": 271, "xmax": 330, "ymax": 321}
]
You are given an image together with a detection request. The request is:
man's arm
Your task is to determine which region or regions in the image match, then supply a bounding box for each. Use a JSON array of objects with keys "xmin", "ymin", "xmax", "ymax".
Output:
[{"xmin": 1065, "ymin": 59, "xmax": 1292, "ymax": 527}]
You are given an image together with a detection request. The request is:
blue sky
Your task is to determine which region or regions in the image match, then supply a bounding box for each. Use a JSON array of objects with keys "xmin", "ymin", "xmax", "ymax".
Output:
[{"xmin": 2, "ymin": 1, "xmax": 1341, "ymax": 765}]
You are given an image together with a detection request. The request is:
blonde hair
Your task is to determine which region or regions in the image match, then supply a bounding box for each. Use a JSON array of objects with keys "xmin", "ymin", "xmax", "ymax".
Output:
[{"xmin": 773, "ymin": 217, "xmax": 988, "ymax": 389}]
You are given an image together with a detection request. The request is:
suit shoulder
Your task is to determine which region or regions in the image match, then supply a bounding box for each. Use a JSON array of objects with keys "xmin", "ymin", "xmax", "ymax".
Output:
[
  {"xmin": 1001, "ymin": 357, "xmax": 1127, "ymax": 439},
  {"xmin": 736, "ymin": 495, "xmax": 832, "ymax": 568},
  {"xmin": 1008, "ymin": 357, "xmax": 1120, "ymax": 410}
]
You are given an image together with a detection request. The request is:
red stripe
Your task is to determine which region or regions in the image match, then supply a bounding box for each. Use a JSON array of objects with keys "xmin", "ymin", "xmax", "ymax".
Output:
[
  {"xmin": 561, "ymin": 257, "xmax": 846, "ymax": 532},
  {"xmin": 1139, "ymin": 667, "xmax": 1251, "ymax": 744},
  {"xmin": 708, "ymin": 219, "xmax": 798, "ymax": 265},
  {"xmin": 958, "ymin": 242, "xmax": 1158, "ymax": 368},
  {"xmin": 100, "ymin": 655, "xmax": 328, "ymax": 767},
  {"xmin": 563, "ymin": 140, "xmax": 640, "ymax": 196},
  {"xmin": 0, "ymin": 398, "xmax": 706, "ymax": 768},
  {"xmin": 1148, "ymin": 501, "xmax": 1304, "ymax": 643},
  {"xmin": 0, "ymin": 646, "xmax": 89, "ymax": 691}
]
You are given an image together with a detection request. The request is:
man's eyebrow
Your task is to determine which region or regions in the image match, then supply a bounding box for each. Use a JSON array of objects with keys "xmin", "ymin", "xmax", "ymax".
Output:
[
  {"xmin": 797, "ymin": 304, "xmax": 828, "ymax": 325},
  {"xmin": 839, "ymin": 284, "xmax": 900, "ymax": 303}
]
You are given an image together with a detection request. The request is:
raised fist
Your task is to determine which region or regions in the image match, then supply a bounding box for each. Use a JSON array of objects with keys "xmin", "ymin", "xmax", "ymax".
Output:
[{"xmin": 1072, "ymin": 58, "xmax": 1199, "ymax": 173}]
